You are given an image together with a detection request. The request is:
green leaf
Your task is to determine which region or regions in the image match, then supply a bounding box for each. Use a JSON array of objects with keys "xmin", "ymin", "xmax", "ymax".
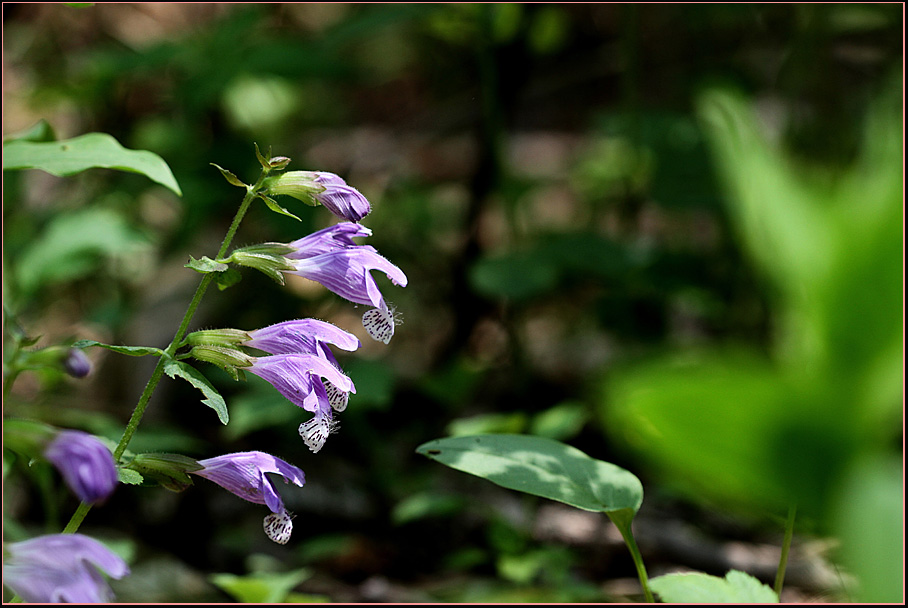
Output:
[
  {"xmin": 117, "ymin": 467, "xmax": 144, "ymax": 485},
  {"xmin": 210, "ymin": 163, "xmax": 248, "ymax": 188},
  {"xmin": 416, "ymin": 434, "xmax": 643, "ymax": 515},
  {"xmin": 185, "ymin": 255, "xmax": 229, "ymax": 274},
  {"xmin": 163, "ymin": 359, "xmax": 229, "ymax": 424},
  {"xmin": 209, "ymin": 569, "xmax": 311, "ymax": 604},
  {"xmin": 3, "ymin": 132, "xmax": 181, "ymax": 196},
  {"xmin": 650, "ymin": 570, "xmax": 778, "ymax": 603},
  {"xmin": 3, "ymin": 119, "xmax": 56, "ymax": 143},
  {"xmin": 216, "ymin": 268, "xmax": 243, "ymax": 291},
  {"xmin": 259, "ymin": 193, "xmax": 302, "ymax": 221},
  {"xmin": 73, "ymin": 339, "xmax": 165, "ymax": 357}
]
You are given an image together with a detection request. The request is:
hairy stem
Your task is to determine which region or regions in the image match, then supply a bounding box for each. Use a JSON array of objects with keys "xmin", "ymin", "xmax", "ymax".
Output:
[{"xmin": 61, "ymin": 170, "xmax": 269, "ymax": 534}]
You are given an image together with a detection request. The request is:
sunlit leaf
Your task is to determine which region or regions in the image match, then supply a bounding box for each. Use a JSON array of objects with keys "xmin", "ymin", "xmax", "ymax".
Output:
[
  {"xmin": 416, "ymin": 434, "xmax": 643, "ymax": 515},
  {"xmin": 3, "ymin": 132, "xmax": 181, "ymax": 195},
  {"xmin": 650, "ymin": 570, "xmax": 778, "ymax": 603},
  {"xmin": 209, "ymin": 569, "xmax": 311, "ymax": 604}
]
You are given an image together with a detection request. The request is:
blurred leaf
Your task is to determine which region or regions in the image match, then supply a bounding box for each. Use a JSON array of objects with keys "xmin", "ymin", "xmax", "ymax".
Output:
[
  {"xmin": 447, "ymin": 412, "xmax": 527, "ymax": 437},
  {"xmin": 209, "ymin": 568, "xmax": 310, "ymax": 604},
  {"xmin": 529, "ymin": 401, "xmax": 587, "ymax": 441},
  {"xmin": 3, "ymin": 132, "xmax": 181, "ymax": 196},
  {"xmin": 163, "ymin": 360, "xmax": 229, "ymax": 425},
  {"xmin": 221, "ymin": 375, "xmax": 298, "ymax": 441},
  {"xmin": 831, "ymin": 455, "xmax": 902, "ymax": 602},
  {"xmin": 3, "ymin": 119, "xmax": 56, "ymax": 143},
  {"xmin": 13, "ymin": 207, "xmax": 152, "ymax": 297},
  {"xmin": 73, "ymin": 339, "xmax": 165, "ymax": 358},
  {"xmin": 345, "ymin": 358, "xmax": 396, "ymax": 410},
  {"xmin": 416, "ymin": 434, "xmax": 643, "ymax": 515},
  {"xmin": 470, "ymin": 251, "xmax": 558, "ymax": 301},
  {"xmin": 604, "ymin": 349, "xmax": 791, "ymax": 511},
  {"xmin": 650, "ymin": 570, "xmax": 778, "ymax": 603},
  {"xmin": 392, "ymin": 492, "xmax": 467, "ymax": 525}
]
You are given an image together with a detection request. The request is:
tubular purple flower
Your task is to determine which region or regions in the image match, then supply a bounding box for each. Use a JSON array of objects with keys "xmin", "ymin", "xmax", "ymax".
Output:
[
  {"xmin": 244, "ymin": 318, "xmax": 361, "ymax": 356},
  {"xmin": 190, "ymin": 451, "xmax": 305, "ymax": 544},
  {"xmin": 44, "ymin": 430, "xmax": 118, "ymax": 504},
  {"xmin": 285, "ymin": 222, "xmax": 372, "ymax": 259},
  {"xmin": 264, "ymin": 171, "xmax": 371, "ymax": 222},
  {"xmin": 246, "ymin": 353, "xmax": 355, "ymax": 413},
  {"xmin": 2, "ymin": 533, "xmax": 129, "ymax": 602},
  {"xmin": 245, "ymin": 319, "xmax": 360, "ymax": 414},
  {"xmin": 285, "ymin": 246, "xmax": 408, "ymax": 343}
]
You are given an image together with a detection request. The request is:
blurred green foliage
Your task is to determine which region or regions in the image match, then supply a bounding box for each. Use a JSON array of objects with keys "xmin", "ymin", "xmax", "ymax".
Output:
[{"xmin": 3, "ymin": 2, "xmax": 902, "ymax": 603}]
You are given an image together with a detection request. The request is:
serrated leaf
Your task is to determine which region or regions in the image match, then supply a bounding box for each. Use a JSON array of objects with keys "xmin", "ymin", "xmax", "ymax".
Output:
[
  {"xmin": 259, "ymin": 194, "xmax": 301, "ymax": 221},
  {"xmin": 117, "ymin": 467, "xmax": 144, "ymax": 485},
  {"xmin": 3, "ymin": 132, "xmax": 181, "ymax": 196},
  {"xmin": 72, "ymin": 339, "xmax": 165, "ymax": 357},
  {"xmin": 210, "ymin": 163, "xmax": 248, "ymax": 188},
  {"xmin": 163, "ymin": 359, "xmax": 229, "ymax": 424},
  {"xmin": 416, "ymin": 434, "xmax": 643, "ymax": 515},
  {"xmin": 185, "ymin": 255, "xmax": 229, "ymax": 274},
  {"xmin": 216, "ymin": 268, "xmax": 243, "ymax": 291},
  {"xmin": 650, "ymin": 570, "xmax": 778, "ymax": 603}
]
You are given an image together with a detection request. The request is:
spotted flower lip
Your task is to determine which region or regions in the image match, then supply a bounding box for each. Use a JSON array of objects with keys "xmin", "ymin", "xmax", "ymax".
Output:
[
  {"xmin": 2, "ymin": 533, "xmax": 129, "ymax": 603},
  {"xmin": 44, "ymin": 430, "xmax": 118, "ymax": 504},
  {"xmin": 190, "ymin": 451, "xmax": 305, "ymax": 544},
  {"xmin": 246, "ymin": 353, "xmax": 355, "ymax": 414}
]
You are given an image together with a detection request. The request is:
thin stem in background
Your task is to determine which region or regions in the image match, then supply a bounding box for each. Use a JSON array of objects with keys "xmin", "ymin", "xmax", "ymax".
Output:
[{"xmin": 774, "ymin": 504, "xmax": 797, "ymax": 598}]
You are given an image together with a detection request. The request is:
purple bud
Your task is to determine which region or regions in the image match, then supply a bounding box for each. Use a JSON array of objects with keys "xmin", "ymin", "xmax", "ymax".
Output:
[
  {"xmin": 44, "ymin": 430, "xmax": 118, "ymax": 504},
  {"xmin": 63, "ymin": 348, "xmax": 92, "ymax": 378}
]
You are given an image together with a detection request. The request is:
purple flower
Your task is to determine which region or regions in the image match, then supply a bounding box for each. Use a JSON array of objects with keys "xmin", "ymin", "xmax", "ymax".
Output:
[
  {"xmin": 285, "ymin": 222, "xmax": 373, "ymax": 259},
  {"xmin": 264, "ymin": 171, "xmax": 371, "ymax": 222},
  {"xmin": 285, "ymin": 245, "xmax": 407, "ymax": 344},
  {"xmin": 245, "ymin": 353, "xmax": 355, "ymax": 452},
  {"xmin": 2, "ymin": 533, "xmax": 129, "ymax": 602},
  {"xmin": 311, "ymin": 173, "xmax": 372, "ymax": 222},
  {"xmin": 244, "ymin": 319, "xmax": 360, "ymax": 414},
  {"xmin": 191, "ymin": 451, "xmax": 305, "ymax": 544},
  {"xmin": 44, "ymin": 430, "xmax": 118, "ymax": 504}
]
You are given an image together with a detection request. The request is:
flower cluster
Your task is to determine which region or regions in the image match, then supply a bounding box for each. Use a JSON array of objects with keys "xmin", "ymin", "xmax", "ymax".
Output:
[{"xmin": 2, "ymin": 534, "xmax": 129, "ymax": 602}]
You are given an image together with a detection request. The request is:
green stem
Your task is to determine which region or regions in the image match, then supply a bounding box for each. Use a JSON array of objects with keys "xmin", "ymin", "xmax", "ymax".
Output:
[
  {"xmin": 60, "ymin": 170, "xmax": 269, "ymax": 534},
  {"xmin": 610, "ymin": 514, "xmax": 655, "ymax": 603},
  {"xmin": 774, "ymin": 504, "xmax": 797, "ymax": 598}
]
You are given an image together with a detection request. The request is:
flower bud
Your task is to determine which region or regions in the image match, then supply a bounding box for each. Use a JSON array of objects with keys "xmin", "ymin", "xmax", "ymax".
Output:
[
  {"xmin": 263, "ymin": 171, "xmax": 371, "ymax": 221},
  {"xmin": 184, "ymin": 328, "xmax": 252, "ymax": 349},
  {"xmin": 268, "ymin": 156, "xmax": 291, "ymax": 170},
  {"xmin": 64, "ymin": 348, "xmax": 92, "ymax": 378},
  {"xmin": 189, "ymin": 345, "xmax": 254, "ymax": 370}
]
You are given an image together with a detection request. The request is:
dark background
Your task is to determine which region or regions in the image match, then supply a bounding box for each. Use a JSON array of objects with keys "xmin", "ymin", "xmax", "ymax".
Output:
[{"xmin": 3, "ymin": 3, "xmax": 902, "ymax": 602}]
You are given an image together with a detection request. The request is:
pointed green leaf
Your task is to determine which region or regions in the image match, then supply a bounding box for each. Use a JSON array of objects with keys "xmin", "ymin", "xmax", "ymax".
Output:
[
  {"xmin": 163, "ymin": 359, "xmax": 229, "ymax": 424},
  {"xmin": 185, "ymin": 255, "xmax": 229, "ymax": 274},
  {"xmin": 259, "ymin": 194, "xmax": 301, "ymax": 221},
  {"xmin": 416, "ymin": 434, "xmax": 643, "ymax": 514},
  {"xmin": 72, "ymin": 339, "xmax": 165, "ymax": 357},
  {"xmin": 210, "ymin": 163, "xmax": 248, "ymax": 188},
  {"xmin": 650, "ymin": 570, "xmax": 778, "ymax": 603},
  {"xmin": 3, "ymin": 119, "xmax": 56, "ymax": 143},
  {"xmin": 3, "ymin": 132, "xmax": 181, "ymax": 196}
]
